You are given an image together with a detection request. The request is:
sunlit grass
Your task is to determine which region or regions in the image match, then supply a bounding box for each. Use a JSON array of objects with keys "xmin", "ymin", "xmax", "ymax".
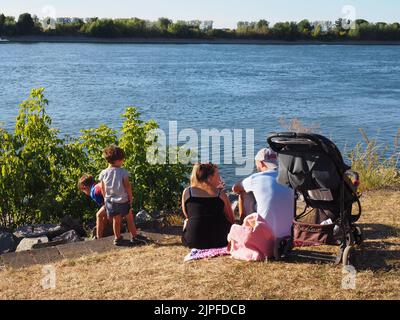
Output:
[{"xmin": 348, "ymin": 128, "xmax": 400, "ymax": 191}]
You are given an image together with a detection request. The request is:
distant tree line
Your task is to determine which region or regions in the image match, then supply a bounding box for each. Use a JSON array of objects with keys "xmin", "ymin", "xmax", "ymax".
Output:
[{"xmin": 1, "ymin": 13, "xmax": 400, "ymax": 41}]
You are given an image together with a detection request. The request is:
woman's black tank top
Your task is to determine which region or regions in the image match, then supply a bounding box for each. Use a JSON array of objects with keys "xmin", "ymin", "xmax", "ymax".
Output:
[{"xmin": 182, "ymin": 187, "xmax": 232, "ymax": 249}]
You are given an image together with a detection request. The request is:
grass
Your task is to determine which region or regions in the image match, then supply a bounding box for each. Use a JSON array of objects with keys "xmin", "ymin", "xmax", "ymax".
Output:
[
  {"xmin": 0, "ymin": 189, "xmax": 399, "ymax": 300},
  {"xmin": 348, "ymin": 128, "xmax": 400, "ymax": 191}
]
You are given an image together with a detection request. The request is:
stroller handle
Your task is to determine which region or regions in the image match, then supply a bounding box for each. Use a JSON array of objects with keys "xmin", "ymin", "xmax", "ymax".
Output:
[{"xmin": 267, "ymin": 132, "xmax": 324, "ymax": 152}]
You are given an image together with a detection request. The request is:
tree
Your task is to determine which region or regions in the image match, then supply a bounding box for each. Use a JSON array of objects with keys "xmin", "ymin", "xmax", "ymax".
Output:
[
  {"xmin": 0, "ymin": 13, "xmax": 5, "ymax": 34},
  {"xmin": 156, "ymin": 17, "xmax": 172, "ymax": 34},
  {"xmin": 272, "ymin": 21, "xmax": 299, "ymax": 40},
  {"xmin": 297, "ymin": 19, "xmax": 312, "ymax": 38},
  {"xmin": 311, "ymin": 23, "xmax": 322, "ymax": 39},
  {"xmin": 201, "ymin": 21, "xmax": 213, "ymax": 31},
  {"xmin": 86, "ymin": 19, "xmax": 118, "ymax": 37},
  {"xmin": 355, "ymin": 19, "xmax": 369, "ymax": 25},
  {"xmin": 255, "ymin": 19, "xmax": 269, "ymax": 37},
  {"xmin": 167, "ymin": 21, "xmax": 190, "ymax": 37},
  {"xmin": 17, "ymin": 13, "xmax": 35, "ymax": 35}
]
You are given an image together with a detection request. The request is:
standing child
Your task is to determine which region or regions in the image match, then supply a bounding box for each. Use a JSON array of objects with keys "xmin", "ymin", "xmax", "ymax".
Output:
[
  {"xmin": 99, "ymin": 145, "xmax": 138, "ymax": 246},
  {"xmin": 78, "ymin": 174, "xmax": 108, "ymax": 239}
]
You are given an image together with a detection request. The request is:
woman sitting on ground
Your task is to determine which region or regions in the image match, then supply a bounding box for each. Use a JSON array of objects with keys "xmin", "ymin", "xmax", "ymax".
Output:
[{"xmin": 181, "ymin": 163, "xmax": 235, "ymax": 249}]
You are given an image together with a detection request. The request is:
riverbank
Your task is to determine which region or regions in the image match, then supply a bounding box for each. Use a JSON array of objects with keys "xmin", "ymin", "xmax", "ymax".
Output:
[
  {"xmin": 2, "ymin": 36, "xmax": 400, "ymax": 45},
  {"xmin": 1, "ymin": 189, "xmax": 399, "ymax": 300}
]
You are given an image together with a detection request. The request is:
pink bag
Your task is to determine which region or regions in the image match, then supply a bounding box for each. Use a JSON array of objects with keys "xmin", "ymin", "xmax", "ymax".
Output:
[{"xmin": 228, "ymin": 213, "xmax": 275, "ymax": 261}]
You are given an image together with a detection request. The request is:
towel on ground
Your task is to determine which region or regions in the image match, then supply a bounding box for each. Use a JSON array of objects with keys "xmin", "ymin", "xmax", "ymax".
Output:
[{"xmin": 184, "ymin": 247, "xmax": 229, "ymax": 262}]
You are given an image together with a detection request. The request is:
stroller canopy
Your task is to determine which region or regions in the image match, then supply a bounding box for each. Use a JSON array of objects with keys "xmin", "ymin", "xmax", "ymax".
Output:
[{"xmin": 267, "ymin": 132, "xmax": 350, "ymax": 192}]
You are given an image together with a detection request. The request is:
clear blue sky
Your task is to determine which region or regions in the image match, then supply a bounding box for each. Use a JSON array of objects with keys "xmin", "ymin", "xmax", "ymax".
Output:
[{"xmin": 2, "ymin": 0, "xmax": 400, "ymax": 28}]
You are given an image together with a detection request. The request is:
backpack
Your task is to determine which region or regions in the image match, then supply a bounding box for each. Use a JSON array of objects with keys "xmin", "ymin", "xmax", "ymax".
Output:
[{"xmin": 228, "ymin": 213, "xmax": 275, "ymax": 261}]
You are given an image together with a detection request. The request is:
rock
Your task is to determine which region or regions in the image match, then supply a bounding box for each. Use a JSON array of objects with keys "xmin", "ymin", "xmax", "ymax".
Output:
[
  {"xmin": 136, "ymin": 210, "xmax": 154, "ymax": 224},
  {"xmin": 135, "ymin": 210, "xmax": 155, "ymax": 230},
  {"xmin": 46, "ymin": 225, "xmax": 69, "ymax": 240},
  {"xmin": 14, "ymin": 224, "xmax": 58, "ymax": 239},
  {"xmin": 150, "ymin": 210, "xmax": 161, "ymax": 219},
  {"xmin": 60, "ymin": 216, "xmax": 87, "ymax": 238},
  {"xmin": 16, "ymin": 236, "xmax": 48, "ymax": 252},
  {"xmin": 0, "ymin": 230, "xmax": 16, "ymax": 254},
  {"xmin": 53, "ymin": 230, "xmax": 82, "ymax": 243}
]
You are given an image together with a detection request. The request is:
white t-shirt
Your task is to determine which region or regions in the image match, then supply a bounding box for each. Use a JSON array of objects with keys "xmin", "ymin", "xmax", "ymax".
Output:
[
  {"xmin": 99, "ymin": 167, "xmax": 129, "ymax": 203},
  {"xmin": 242, "ymin": 170, "xmax": 294, "ymax": 239}
]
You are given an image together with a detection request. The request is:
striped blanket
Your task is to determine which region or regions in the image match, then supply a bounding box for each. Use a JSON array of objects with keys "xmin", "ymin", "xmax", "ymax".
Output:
[{"xmin": 184, "ymin": 247, "xmax": 230, "ymax": 262}]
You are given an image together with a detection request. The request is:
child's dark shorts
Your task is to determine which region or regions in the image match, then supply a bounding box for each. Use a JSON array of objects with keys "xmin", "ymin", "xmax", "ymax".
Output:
[{"xmin": 105, "ymin": 201, "xmax": 131, "ymax": 218}]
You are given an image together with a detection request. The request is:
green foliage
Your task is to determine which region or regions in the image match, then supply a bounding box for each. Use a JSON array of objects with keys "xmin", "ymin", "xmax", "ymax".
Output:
[
  {"xmin": 167, "ymin": 21, "xmax": 199, "ymax": 38},
  {"xmin": 0, "ymin": 88, "xmax": 89, "ymax": 227},
  {"xmin": 0, "ymin": 15, "xmax": 16, "ymax": 36},
  {"xmin": 236, "ymin": 20, "xmax": 270, "ymax": 38},
  {"xmin": 86, "ymin": 19, "xmax": 118, "ymax": 37},
  {"xmin": 2, "ymin": 13, "xmax": 400, "ymax": 41},
  {"xmin": 271, "ymin": 22, "xmax": 300, "ymax": 40},
  {"xmin": 156, "ymin": 18, "xmax": 173, "ymax": 34},
  {"xmin": 119, "ymin": 108, "xmax": 191, "ymax": 211},
  {"xmin": 16, "ymin": 13, "xmax": 35, "ymax": 35},
  {"xmin": 0, "ymin": 13, "xmax": 5, "ymax": 33},
  {"xmin": 0, "ymin": 89, "xmax": 191, "ymax": 229},
  {"xmin": 297, "ymin": 20, "xmax": 312, "ymax": 39},
  {"xmin": 348, "ymin": 129, "xmax": 400, "ymax": 191}
]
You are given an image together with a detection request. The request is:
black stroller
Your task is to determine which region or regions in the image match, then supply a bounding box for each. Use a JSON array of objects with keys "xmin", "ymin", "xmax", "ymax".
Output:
[{"xmin": 267, "ymin": 132, "xmax": 363, "ymax": 266}]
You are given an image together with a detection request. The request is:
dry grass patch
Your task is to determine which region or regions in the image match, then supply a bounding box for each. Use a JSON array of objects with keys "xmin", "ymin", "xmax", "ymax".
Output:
[{"xmin": 0, "ymin": 190, "xmax": 399, "ymax": 300}]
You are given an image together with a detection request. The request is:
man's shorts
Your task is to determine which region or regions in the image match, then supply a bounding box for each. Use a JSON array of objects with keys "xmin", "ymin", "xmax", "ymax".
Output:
[{"xmin": 105, "ymin": 201, "xmax": 131, "ymax": 218}]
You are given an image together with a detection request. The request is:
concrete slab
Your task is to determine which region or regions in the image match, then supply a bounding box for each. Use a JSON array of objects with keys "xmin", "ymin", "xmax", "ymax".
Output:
[
  {"xmin": 83, "ymin": 237, "xmax": 117, "ymax": 254},
  {"xmin": 30, "ymin": 247, "xmax": 63, "ymax": 265},
  {"xmin": 0, "ymin": 227, "xmax": 182, "ymax": 269},
  {"xmin": 57, "ymin": 241, "xmax": 94, "ymax": 259},
  {"xmin": 1, "ymin": 251, "xmax": 36, "ymax": 269}
]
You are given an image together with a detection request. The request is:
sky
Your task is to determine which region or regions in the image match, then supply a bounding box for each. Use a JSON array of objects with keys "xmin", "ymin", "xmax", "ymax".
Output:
[{"xmin": 1, "ymin": 0, "xmax": 400, "ymax": 28}]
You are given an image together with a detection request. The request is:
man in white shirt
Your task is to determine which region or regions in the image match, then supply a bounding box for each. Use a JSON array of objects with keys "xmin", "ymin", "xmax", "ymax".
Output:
[{"xmin": 232, "ymin": 148, "xmax": 295, "ymax": 239}]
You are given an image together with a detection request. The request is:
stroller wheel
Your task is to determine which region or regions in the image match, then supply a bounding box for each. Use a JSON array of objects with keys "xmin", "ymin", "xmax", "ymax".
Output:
[
  {"xmin": 273, "ymin": 240, "xmax": 282, "ymax": 261},
  {"xmin": 342, "ymin": 245, "xmax": 354, "ymax": 266},
  {"xmin": 273, "ymin": 237, "xmax": 292, "ymax": 261},
  {"xmin": 354, "ymin": 226, "xmax": 363, "ymax": 245}
]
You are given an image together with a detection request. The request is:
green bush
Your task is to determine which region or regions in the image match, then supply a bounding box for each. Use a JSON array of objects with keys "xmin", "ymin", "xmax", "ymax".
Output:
[
  {"xmin": 0, "ymin": 88, "xmax": 191, "ymax": 229},
  {"xmin": 348, "ymin": 129, "xmax": 400, "ymax": 191}
]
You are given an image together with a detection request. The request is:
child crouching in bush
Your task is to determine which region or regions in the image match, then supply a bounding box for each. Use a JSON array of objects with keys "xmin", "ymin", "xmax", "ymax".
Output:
[
  {"xmin": 78, "ymin": 174, "xmax": 108, "ymax": 239},
  {"xmin": 100, "ymin": 144, "xmax": 139, "ymax": 246}
]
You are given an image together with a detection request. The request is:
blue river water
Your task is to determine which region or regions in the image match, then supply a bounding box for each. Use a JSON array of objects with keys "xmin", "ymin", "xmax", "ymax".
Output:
[{"xmin": 0, "ymin": 43, "xmax": 399, "ymax": 184}]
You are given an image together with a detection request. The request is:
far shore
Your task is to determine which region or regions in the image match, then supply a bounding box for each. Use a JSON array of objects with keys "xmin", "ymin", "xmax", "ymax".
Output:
[{"xmin": 2, "ymin": 35, "xmax": 400, "ymax": 45}]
